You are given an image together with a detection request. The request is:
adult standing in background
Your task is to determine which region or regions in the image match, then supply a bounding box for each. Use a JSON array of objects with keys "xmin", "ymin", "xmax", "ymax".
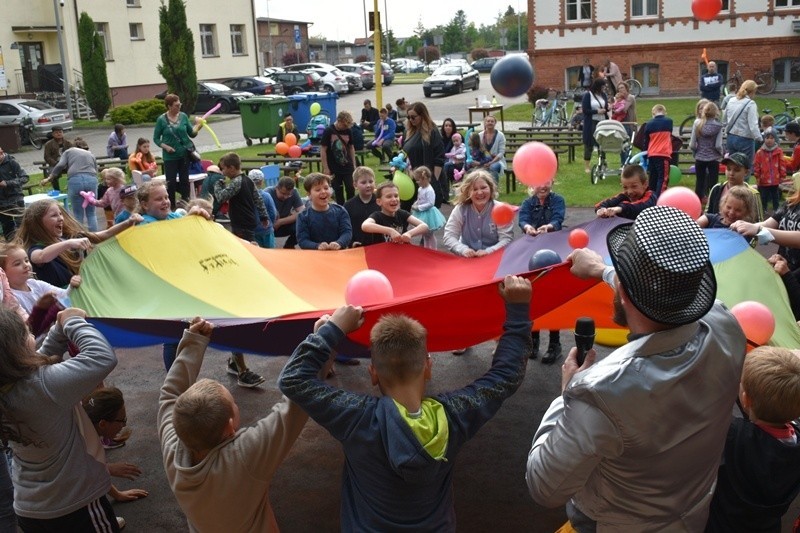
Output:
[
  {"xmin": 527, "ymin": 206, "xmax": 746, "ymax": 531},
  {"xmin": 0, "ymin": 146, "xmax": 29, "ymax": 241},
  {"xmin": 42, "ymin": 138, "xmax": 99, "ymax": 231},
  {"xmin": 42, "ymin": 126, "xmax": 72, "ymax": 192},
  {"xmin": 400, "ymin": 102, "xmax": 445, "ymax": 210},
  {"xmin": 724, "ymin": 80, "xmax": 762, "ymax": 173},
  {"xmin": 699, "ymin": 61, "xmax": 724, "ymax": 105},
  {"xmin": 320, "ymin": 111, "xmax": 357, "ymax": 203},
  {"xmin": 577, "ymin": 58, "xmax": 594, "ymax": 90},
  {"xmin": 153, "ymin": 94, "xmax": 202, "ymax": 209},
  {"xmin": 602, "ymin": 59, "xmax": 622, "ymax": 96},
  {"xmin": 582, "ymin": 78, "xmax": 610, "ymax": 173},
  {"xmin": 613, "ymin": 82, "xmax": 636, "ymax": 165},
  {"xmin": 478, "ymin": 115, "xmax": 506, "ymax": 182}
]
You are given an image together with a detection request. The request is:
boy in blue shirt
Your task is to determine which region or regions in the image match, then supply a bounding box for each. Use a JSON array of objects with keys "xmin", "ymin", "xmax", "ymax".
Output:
[
  {"xmin": 295, "ymin": 173, "xmax": 352, "ymax": 250},
  {"xmin": 278, "ymin": 275, "xmax": 532, "ymax": 531}
]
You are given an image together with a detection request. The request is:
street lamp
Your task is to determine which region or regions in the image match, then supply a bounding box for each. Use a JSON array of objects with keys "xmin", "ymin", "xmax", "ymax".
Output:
[{"xmin": 53, "ymin": 0, "xmax": 72, "ymax": 113}]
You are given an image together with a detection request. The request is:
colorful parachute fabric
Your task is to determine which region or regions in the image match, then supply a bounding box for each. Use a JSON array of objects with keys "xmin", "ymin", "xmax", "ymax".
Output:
[{"xmin": 72, "ymin": 216, "xmax": 800, "ymax": 355}]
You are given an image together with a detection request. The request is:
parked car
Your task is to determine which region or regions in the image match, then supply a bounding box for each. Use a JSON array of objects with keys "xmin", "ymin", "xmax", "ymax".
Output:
[
  {"xmin": 422, "ymin": 64, "xmax": 480, "ymax": 97},
  {"xmin": 340, "ymin": 71, "xmax": 363, "ymax": 93},
  {"xmin": 222, "ymin": 76, "xmax": 284, "ymax": 96},
  {"xmin": 262, "ymin": 67, "xmax": 284, "ymax": 76},
  {"xmin": 270, "ymin": 71, "xmax": 322, "ymax": 94},
  {"xmin": 357, "ymin": 62, "xmax": 394, "ymax": 85},
  {"xmin": 391, "ymin": 58, "xmax": 424, "ymax": 73},
  {"xmin": 471, "ymin": 57, "xmax": 500, "ymax": 73},
  {"xmin": 155, "ymin": 82, "xmax": 251, "ymax": 113},
  {"xmin": 335, "ymin": 64, "xmax": 374, "ymax": 89},
  {"xmin": 0, "ymin": 99, "xmax": 73, "ymax": 138},
  {"xmin": 286, "ymin": 64, "xmax": 348, "ymax": 93}
]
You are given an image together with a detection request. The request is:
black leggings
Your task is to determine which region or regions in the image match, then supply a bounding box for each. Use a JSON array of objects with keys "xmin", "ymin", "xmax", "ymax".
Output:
[
  {"xmin": 331, "ymin": 172, "xmax": 355, "ymax": 203},
  {"xmin": 163, "ymin": 157, "xmax": 191, "ymax": 209},
  {"xmin": 17, "ymin": 496, "xmax": 119, "ymax": 532},
  {"xmin": 694, "ymin": 160, "xmax": 720, "ymax": 201}
]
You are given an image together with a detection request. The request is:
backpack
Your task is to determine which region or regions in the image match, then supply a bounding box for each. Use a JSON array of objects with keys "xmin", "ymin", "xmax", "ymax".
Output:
[
  {"xmin": 350, "ymin": 123, "xmax": 365, "ymax": 150},
  {"xmin": 306, "ymin": 111, "xmax": 330, "ymax": 141}
]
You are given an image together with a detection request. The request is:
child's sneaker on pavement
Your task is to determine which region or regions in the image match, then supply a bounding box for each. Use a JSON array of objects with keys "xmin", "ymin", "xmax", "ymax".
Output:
[
  {"xmin": 226, "ymin": 358, "xmax": 239, "ymax": 376},
  {"xmin": 237, "ymin": 369, "xmax": 266, "ymax": 388}
]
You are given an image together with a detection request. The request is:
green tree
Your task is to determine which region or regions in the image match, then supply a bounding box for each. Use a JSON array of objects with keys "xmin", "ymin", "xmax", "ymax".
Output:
[
  {"xmin": 157, "ymin": 0, "xmax": 197, "ymax": 113},
  {"xmin": 77, "ymin": 12, "xmax": 110, "ymax": 121},
  {"xmin": 383, "ymin": 30, "xmax": 399, "ymax": 60},
  {"xmin": 443, "ymin": 10, "xmax": 467, "ymax": 54},
  {"xmin": 402, "ymin": 36, "xmax": 422, "ymax": 58}
]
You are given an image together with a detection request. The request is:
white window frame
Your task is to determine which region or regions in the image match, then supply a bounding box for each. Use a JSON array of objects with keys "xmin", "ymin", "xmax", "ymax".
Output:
[
  {"xmin": 631, "ymin": 0, "xmax": 658, "ymax": 17},
  {"xmin": 775, "ymin": 0, "xmax": 800, "ymax": 7},
  {"xmin": 200, "ymin": 24, "xmax": 218, "ymax": 57},
  {"xmin": 565, "ymin": 0, "xmax": 591, "ymax": 22},
  {"xmin": 95, "ymin": 23, "xmax": 112, "ymax": 61},
  {"xmin": 230, "ymin": 24, "xmax": 246, "ymax": 56},
  {"xmin": 632, "ymin": 63, "xmax": 660, "ymax": 95},
  {"xmin": 129, "ymin": 23, "xmax": 144, "ymax": 41}
]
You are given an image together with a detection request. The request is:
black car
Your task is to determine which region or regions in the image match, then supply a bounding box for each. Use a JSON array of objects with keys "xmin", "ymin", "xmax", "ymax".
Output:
[
  {"xmin": 155, "ymin": 81, "xmax": 251, "ymax": 113},
  {"xmin": 422, "ymin": 64, "xmax": 480, "ymax": 97},
  {"xmin": 222, "ymin": 76, "xmax": 284, "ymax": 96},
  {"xmin": 471, "ymin": 57, "xmax": 500, "ymax": 73},
  {"xmin": 270, "ymin": 71, "xmax": 322, "ymax": 95}
]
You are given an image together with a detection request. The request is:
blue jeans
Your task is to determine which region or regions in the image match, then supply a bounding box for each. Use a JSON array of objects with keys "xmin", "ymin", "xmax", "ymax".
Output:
[
  {"xmin": 67, "ymin": 173, "xmax": 98, "ymax": 231},
  {"xmin": 488, "ymin": 161, "xmax": 503, "ymax": 182}
]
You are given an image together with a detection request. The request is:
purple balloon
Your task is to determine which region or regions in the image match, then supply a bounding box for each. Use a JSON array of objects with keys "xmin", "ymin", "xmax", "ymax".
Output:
[{"xmin": 490, "ymin": 55, "xmax": 535, "ymax": 98}]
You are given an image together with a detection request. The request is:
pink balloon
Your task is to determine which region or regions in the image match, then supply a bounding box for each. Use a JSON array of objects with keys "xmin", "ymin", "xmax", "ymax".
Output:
[
  {"xmin": 492, "ymin": 203, "xmax": 515, "ymax": 226},
  {"xmin": 731, "ymin": 301, "xmax": 775, "ymax": 345},
  {"xmin": 345, "ymin": 270, "xmax": 393, "ymax": 307},
  {"xmin": 568, "ymin": 228, "xmax": 590, "ymax": 249},
  {"xmin": 512, "ymin": 142, "xmax": 558, "ymax": 187},
  {"xmin": 287, "ymin": 144, "xmax": 302, "ymax": 158},
  {"xmin": 656, "ymin": 187, "xmax": 702, "ymax": 220}
]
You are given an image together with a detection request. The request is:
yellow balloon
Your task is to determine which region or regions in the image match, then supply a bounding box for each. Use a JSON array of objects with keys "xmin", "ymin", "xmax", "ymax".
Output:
[
  {"xmin": 310, "ymin": 102, "xmax": 321, "ymax": 116},
  {"xmin": 595, "ymin": 328, "xmax": 629, "ymax": 347},
  {"xmin": 393, "ymin": 171, "xmax": 415, "ymax": 201}
]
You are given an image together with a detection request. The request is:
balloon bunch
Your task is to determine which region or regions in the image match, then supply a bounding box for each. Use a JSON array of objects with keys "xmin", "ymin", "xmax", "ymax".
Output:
[
  {"xmin": 79, "ymin": 191, "xmax": 97, "ymax": 208},
  {"xmin": 276, "ymin": 133, "xmax": 303, "ymax": 158}
]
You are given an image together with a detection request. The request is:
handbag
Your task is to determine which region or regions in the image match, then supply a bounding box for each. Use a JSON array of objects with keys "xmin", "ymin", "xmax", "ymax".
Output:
[{"xmin": 185, "ymin": 141, "xmax": 201, "ymax": 163}]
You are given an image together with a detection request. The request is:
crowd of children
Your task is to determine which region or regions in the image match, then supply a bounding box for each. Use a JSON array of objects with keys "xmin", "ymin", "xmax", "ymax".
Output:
[{"xmin": 1, "ymin": 93, "xmax": 799, "ymax": 531}]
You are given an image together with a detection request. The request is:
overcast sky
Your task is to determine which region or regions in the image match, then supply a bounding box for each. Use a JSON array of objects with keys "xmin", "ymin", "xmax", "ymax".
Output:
[{"xmin": 255, "ymin": 0, "xmax": 523, "ymax": 42}]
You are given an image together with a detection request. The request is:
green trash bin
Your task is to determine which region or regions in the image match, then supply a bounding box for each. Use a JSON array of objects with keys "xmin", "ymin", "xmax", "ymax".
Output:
[{"xmin": 238, "ymin": 96, "xmax": 290, "ymax": 146}]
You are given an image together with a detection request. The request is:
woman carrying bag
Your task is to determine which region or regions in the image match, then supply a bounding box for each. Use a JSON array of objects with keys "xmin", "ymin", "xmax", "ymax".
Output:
[{"xmin": 153, "ymin": 94, "xmax": 202, "ymax": 209}]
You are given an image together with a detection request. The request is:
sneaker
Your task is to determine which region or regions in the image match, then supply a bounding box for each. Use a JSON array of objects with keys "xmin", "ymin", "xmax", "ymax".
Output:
[
  {"xmin": 102, "ymin": 436, "xmax": 125, "ymax": 450},
  {"xmin": 237, "ymin": 370, "xmax": 266, "ymax": 388},
  {"xmin": 542, "ymin": 343, "xmax": 563, "ymax": 365},
  {"xmin": 226, "ymin": 358, "xmax": 239, "ymax": 376},
  {"xmin": 113, "ymin": 427, "xmax": 133, "ymax": 443},
  {"xmin": 116, "ymin": 516, "xmax": 126, "ymax": 530}
]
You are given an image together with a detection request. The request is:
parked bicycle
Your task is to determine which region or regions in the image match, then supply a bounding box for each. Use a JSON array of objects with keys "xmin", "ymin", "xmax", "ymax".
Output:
[
  {"xmin": 18, "ymin": 116, "xmax": 44, "ymax": 149},
  {"xmin": 620, "ymin": 74, "xmax": 642, "ymax": 98},
  {"xmin": 532, "ymin": 91, "xmax": 569, "ymax": 128},
  {"xmin": 726, "ymin": 61, "xmax": 776, "ymax": 95},
  {"xmin": 763, "ymin": 98, "xmax": 800, "ymax": 132}
]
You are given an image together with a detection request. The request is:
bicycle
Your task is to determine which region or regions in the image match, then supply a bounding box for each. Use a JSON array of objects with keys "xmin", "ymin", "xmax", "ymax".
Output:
[
  {"xmin": 18, "ymin": 116, "xmax": 44, "ymax": 149},
  {"xmin": 763, "ymin": 98, "xmax": 799, "ymax": 132},
  {"xmin": 532, "ymin": 92, "xmax": 569, "ymax": 128},
  {"xmin": 726, "ymin": 61, "xmax": 776, "ymax": 95},
  {"xmin": 621, "ymin": 74, "xmax": 642, "ymax": 98}
]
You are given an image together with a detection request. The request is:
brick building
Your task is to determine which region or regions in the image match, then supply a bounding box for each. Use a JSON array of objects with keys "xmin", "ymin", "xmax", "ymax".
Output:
[
  {"xmin": 255, "ymin": 17, "xmax": 312, "ymax": 67},
  {"xmin": 528, "ymin": 0, "xmax": 800, "ymax": 96}
]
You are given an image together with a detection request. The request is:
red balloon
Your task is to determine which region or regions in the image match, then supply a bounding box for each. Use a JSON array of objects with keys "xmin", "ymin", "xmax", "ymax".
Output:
[
  {"xmin": 275, "ymin": 142, "xmax": 289, "ymax": 155},
  {"xmin": 284, "ymin": 133, "xmax": 297, "ymax": 146},
  {"xmin": 568, "ymin": 228, "xmax": 590, "ymax": 249},
  {"xmin": 512, "ymin": 142, "xmax": 558, "ymax": 187},
  {"xmin": 657, "ymin": 187, "xmax": 702, "ymax": 220},
  {"xmin": 731, "ymin": 301, "xmax": 775, "ymax": 345},
  {"xmin": 492, "ymin": 202, "xmax": 515, "ymax": 226},
  {"xmin": 287, "ymin": 144, "xmax": 302, "ymax": 158},
  {"xmin": 345, "ymin": 270, "xmax": 394, "ymax": 307},
  {"xmin": 692, "ymin": 0, "xmax": 722, "ymax": 21}
]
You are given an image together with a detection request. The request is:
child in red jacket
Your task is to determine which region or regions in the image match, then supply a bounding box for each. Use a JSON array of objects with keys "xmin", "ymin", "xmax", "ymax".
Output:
[{"xmin": 753, "ymin": 128, "xmax": 786, "ymax": 214}]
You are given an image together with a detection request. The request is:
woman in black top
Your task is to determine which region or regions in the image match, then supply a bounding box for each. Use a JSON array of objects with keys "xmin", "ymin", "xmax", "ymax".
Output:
[{"xmin": 400, "ymin": 102, "xmax": 445, "ymax": 210}]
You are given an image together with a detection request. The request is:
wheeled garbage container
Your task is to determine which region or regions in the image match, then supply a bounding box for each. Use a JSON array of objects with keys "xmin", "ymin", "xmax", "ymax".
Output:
[{"xmin": 238, "ymin": 96, "xmax": 290, "ymax": 145}]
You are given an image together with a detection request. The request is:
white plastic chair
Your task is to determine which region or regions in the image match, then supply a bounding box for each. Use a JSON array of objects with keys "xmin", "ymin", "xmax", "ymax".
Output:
[{"xmin": 260, "ymin": 165, "xmax": 281, "ymax": 187}]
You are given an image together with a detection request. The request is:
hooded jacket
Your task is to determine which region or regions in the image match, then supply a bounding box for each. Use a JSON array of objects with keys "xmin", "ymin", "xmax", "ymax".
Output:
[
  {"xmin": 279, "ymin": 303, "xmax": 531, "ymax": 532},
  {"xmin": 0, "ymin": 153, "xmax": 29, "ymax": 208}
]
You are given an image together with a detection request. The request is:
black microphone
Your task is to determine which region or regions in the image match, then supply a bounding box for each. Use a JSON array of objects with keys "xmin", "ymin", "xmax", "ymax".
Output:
[{"xmin": 574, "ymin": 317, "xmax": 595, "ymax": 366}]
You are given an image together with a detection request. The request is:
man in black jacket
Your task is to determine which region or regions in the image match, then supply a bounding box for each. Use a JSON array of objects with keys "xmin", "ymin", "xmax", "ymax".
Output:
[{"xmin": 0, "ymin": 147, "xmax": 29, "ymax": 240}]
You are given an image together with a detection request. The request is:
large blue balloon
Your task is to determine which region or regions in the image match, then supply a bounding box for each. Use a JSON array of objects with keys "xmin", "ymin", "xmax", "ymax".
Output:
[
  {"xmin": 490, "ymin": 55, "xmax": 534, "ymax": 98},
  {"xmin": 528, "ymin": 249, "xmax": 562, "ymax": 271}
]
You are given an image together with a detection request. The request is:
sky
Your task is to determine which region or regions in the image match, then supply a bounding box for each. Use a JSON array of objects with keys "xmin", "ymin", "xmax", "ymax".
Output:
[{"xmin": 255, "ymin": 0, "xmax": 522, "ymax": 43}]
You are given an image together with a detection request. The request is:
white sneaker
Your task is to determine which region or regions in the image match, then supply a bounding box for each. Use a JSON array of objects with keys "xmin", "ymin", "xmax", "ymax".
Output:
[{"xmin": 116, "ymin": 516, "xmax": 126, "ymax": 530}]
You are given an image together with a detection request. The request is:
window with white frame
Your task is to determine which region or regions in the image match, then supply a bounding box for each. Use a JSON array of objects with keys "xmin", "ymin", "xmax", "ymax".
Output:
[
  {"xmin": 565, "ymin": 66, "xmax": 581, "ymax": 90},
  {"xmin": 775, "ymin": 0, "xmax": 800, "ymax": 7},
  {"xmin": 126, "ymin": 0, "xmax": 140, "ymax": 6},
  {"xmin": 774, "ymin": 57, "xmax": 800, "ymax": 88},
  {"xmin": 95, "ymin": 23, "xmax": 112, "ymax": 60},
  {"xmin": 129, "ymin": 23, "xmax": 143, "ymax": 40},
  {"xmin": 631, "ymin": 0, "xmax": 658, "ymax": 17},
  {"xmin": 200, "ymin": 24, "xmax": 217, "ymax": 57},
  {"xmin": 230, "ymin": 24, "xmax": 246, "ymax": 55},
  {"xmin": 566, "ymin": 0, "xmax": 591, "ymax": 21}
]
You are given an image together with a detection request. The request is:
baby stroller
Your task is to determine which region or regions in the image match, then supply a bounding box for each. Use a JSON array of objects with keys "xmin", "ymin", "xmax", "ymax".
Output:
[{"xmin": 591, "ymin": 120, "xmax": 631, "ymax": 185}]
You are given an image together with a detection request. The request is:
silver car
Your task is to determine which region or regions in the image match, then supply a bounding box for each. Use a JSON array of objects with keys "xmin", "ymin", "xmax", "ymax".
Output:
[
  {"xmin": 0, "ymin": 99, "xmax": 73, "ymax": 136},
  {"xmin": 335, "ymin": 64, "xmax": 375, "ymax": 90}
]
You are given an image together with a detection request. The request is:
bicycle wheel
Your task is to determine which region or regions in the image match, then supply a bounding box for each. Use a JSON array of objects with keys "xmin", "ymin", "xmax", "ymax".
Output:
[
  {"xmin": 29, "ymin": 134, "xmax": 43, "ymax": 150},
  {"xmin": 773, "ymin": 113, "xmax": 792, "ymax": 132},
  {"xmin": 756, "ymin": 73, "xmax": 776, "ymax": 95},
  {"xmin": 625, "ymin": 78, "xmax": 642, "ymax": 98},
  {"xmin": 557, "ymin": 105, "xmax": 568, "ymax": 127},
  {"xmin": 533, "ymin": 106, "xmax": 546, "ymax": 127},
  {"xmin": 591, "ymin": 164, "xmax": 602, "ymax": 185},
  {"xmin": 679, "ymin": 115, "xmax": 696, "ymax": 137}
]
